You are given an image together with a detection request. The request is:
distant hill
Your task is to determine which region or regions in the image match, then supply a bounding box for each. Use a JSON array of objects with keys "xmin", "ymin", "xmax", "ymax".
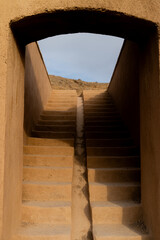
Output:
[{"xmin": 49, "ymin": 75, "xmax": 109, "ymax": 95}]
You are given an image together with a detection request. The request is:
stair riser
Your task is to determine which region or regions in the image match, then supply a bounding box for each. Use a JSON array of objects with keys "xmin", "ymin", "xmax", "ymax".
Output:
[
  {"xmin": 92, "ymin": 235, "xmax": 151, "ymax": 240},
  {"xmin": 84, "ymin": 112, "xmax": 119, "ymax": 117},
  {"xmin": 26, "ymin": 138, "xmax": 74, "ymax": 146},
  {"xmin": 87, "ymin": 157, "xmax": 140, "ymax": 168},
  {"xmin": 92, "ymin": 205, "xmax": 142, "ymax": 224},
  {"xmin": 34, "ymin": 125, "xmax": 76, "ymax": 132},
  {"xmin": 84, "ymin": 106, "xmax": 115, "ymax": 110},
  {"xmin": 89, "ymin": 185, "xmax": 140, "ymax": 202},
  {"xmin": 88, "ymin": 169, "xmax": 140, "ymax": 183},
  {"xmin": 84, "ymin": 108, "xmax": 116, "ymax": 113},
  {"xmin": 23, "ymin": 168, "xmax": 72, "ymax": 182},
  {"xmin": 24, "ymin": 146, "xmax": 74, "ymax": 155},
  {"xmin": 45, "ymin": 104, "xmax": 76, "ymax": 108},
  {"xmin": 84, "ymin": 100, "xmax": 113, "ymax": 104},
  {"xmin": 38, "ymin": 120, "xmax": 76, "ymax": 126},
  {"xmin": 48, "ymin": 100, "xmax": 77, "ymax": 103},
  {"xmin": 32, "ymin": 131, "xmax": 75, "ymax": 139},
  {"xmin": 23, "ymin": 183, "xmax": 71, "ymax": 201},
  {"xmin": 86, "ymin": 139, "xmax": 133, "ymax": 147},
  {"xmin": 22, "ymin": 205, "xmax": 71, "ymax": 224},
  {"xmin": 24, "ymin": 155, "xmax": 73, "ymax": 167},
  {"xmin": 49, "ymin": 98, "xmax": 77, "ymax": 102},
  {"xmin": 87, "ymin": 147, "xmax": 139, "ymax": 156},
  {"xmin": 42, "ymin": 111, "xmax": 76, "ymax": 116},
  {"xmin": 14, "ymin": 235, "xmax": 70, "ymax": 240},
  {"xmin": 85, "ymin": 117, "xmax": 121, "ymax": 122},
  {"xmin": 85, "ymin": 121, "xmax": 123, "ymax": 126},
  {"xmin": 40, "ymin": 115, "xmax": 76, "ymax": 120},
  {"xmin": 85, "ymin": 126, "xmax": 126, "ymax": 132},
  {"xmin": 86, "ymin": 132, "xmax": 129, "ymax": 139}
]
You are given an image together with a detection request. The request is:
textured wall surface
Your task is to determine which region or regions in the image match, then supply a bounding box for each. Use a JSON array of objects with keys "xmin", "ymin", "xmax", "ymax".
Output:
[
  {"xmin": 24, "ymin": 42, "xmax": 52, "ymax": 135},
  {"xmin": 0, "ymin": 1, "xmax": 160, "ymax": 239},
  {"xmin": 108, "ymin": 40, "xmax": 140, "ymax": 146}
]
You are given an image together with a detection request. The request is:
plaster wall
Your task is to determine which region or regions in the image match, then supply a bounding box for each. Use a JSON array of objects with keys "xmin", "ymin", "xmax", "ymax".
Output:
[
  {"xmin": 24, "ymin": 42, "xmax": 52, "ymax": 135},
  {"xmin": 139, "ymin": 30, "xmax": 160, "ymax": 239},
  {"xmin": 0, "ymin": 1, "xmax": 160, "ymax": 240},
  {"xmin": 1, "ymin": 30, "xmax": 24, "ymax": 240},
  {"xmin": 108, "ymin": 40, "xmax": 140, "ymax": 146}
]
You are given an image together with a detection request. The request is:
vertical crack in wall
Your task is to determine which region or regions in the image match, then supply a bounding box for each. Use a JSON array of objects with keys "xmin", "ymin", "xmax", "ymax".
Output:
[{"xmin": 71, "ymin": 94, "xmax": 93, "ymax": 240}]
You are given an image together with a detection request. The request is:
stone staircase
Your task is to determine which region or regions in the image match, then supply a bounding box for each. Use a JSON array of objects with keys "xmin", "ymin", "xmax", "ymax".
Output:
[
  {"xmin": 14, "ymin": 89, "xmax": 151, "ymax": 240},
  {"xmin": 15, "ymin": 90, "xmax": 77, "ymax": 240},
  {"xmin": 83, "ymin": 90, "xmax": 150, "ymax": 240}
]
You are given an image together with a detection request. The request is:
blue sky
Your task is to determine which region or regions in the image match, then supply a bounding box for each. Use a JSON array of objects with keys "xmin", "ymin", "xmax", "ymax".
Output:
[{"xmin": 38, "ymin": 33, "xmax": 124, "ymax": 83}]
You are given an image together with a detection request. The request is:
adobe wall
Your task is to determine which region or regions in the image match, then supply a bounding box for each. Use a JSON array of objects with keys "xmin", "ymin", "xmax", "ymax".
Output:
[
  {"xmin": 108, "ymin": 40, "xmax": 140, "ymax": 146},
  {"xmin": 0, "ymin": 1, "xmax": 160, "ymax": 240},
  {"xmin": 139, "ymin": 30, "xmax": 160, "ymax": 238},
  {"xmin": 24, "ymin": 42, "xmax": 52, "ymax": 135}
]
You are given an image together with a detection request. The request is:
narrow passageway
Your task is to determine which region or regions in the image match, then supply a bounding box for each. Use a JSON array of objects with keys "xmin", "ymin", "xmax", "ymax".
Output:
[{"xmin": 14, "ymin": 89, "xmax": 151, "ymax": 240}]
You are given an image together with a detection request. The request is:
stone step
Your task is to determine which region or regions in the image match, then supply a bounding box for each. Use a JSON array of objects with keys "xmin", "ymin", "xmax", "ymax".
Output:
[
  {"xmin": 83, "ymin": 98, "xmax": 113, "ymax": 102},
  {"xmin": 34, "ymin": 124, "xmax": 76, "ymax": 132},
  {"xmin": 87, "ymin": 147, "xmax": 139, "ymax": 156},
  {"xmin": 14, "ymin": 224, "xmax": 70, "ymax": 240},
  {"xmin": 86, "ymin": 138, "xmax": 133, "ymax": 147},
  {"xmin": 44, "ymin": 106, "xmax": 76, "ymax": 111},
  {"xmin": 23, "ymin": 181, "xmax": 71, "ymax": 201},
  {"xmin": 40, "ymin": 115, "xmax": 76, "ymax": 121},
  {"xmin": 91, "ymin": 201, "xmax": 142, "ymax": 224},
  {"xmin": 92, "ymin": 224, "xmax": 151, "ymax": 240},
  {"xmin": 49, "ymin": 97, "xmax": 77, "ymax": 101},
  {"xmin": 84, "ymin": 112, "xmax": 119, "ymax": 117},
  {"xmin": 32, "ymin": 130, "xmax": 75, "ymax": 139},
  {"xmin": 26, "ymin": 137, "xmax": 74, "ymax": 147},
  {"xmin": 87, "ymin": 156, "xmax": 140, "ymax": 168},
  {"xmin": 24, "ymin": 146, "xmax": 74, "ymax": 155},
  {"xmin": 85, "ymin": 120, "xmax": 123, "ymax": 126},
  {"xmin": 51, "ymin": 89, "xmax": 77, "ymax": 93},
  {"xmin": 85, "ymin": 125, "xmax": 126, "ymax": 132},
  {"xmin": 22, "ymin": 201, "xmax": 71, "ymax": 224},
  {"xmin": 84, "ymin": 106, "xmax": 117, "ymax": 113},
  {"xmin": 46, "ymin": 102, "xmax": 76, "ymax": 107},
  {"xmin": 83, "ymin": 94, "xmax": 111, "ymax": 98},
  {"xmin": 85, "ymin": 116, "xmax": 121, "ymax": 121},
  {"xmin": 23, "ymin": 166, "xmax": 72, "ymax": 182},
  {"xmin": 84, "ymin": 103, "xmax": 115, "ymax": 107},
  {"xmin": 42, "ymin": 110, "xmax": 76, "ymax": 116},
  {"xmin": 84, "ymin": 99, "xmax": 114, "ymax": 104},
  {"xmin": 38, "ymin": 120, "xmax": 76, "ymax": 126},
  {"xmin": 48, "ymin": 100, "xmax": 77, "ymax": 104},
  {"xmin": 86, "ymin": 131, "xmax": 130, "ymax": 139},
  {"xmin": 24, "ymin": 155, "xmax": 73, "ymax": 167},
  {"xmin": 89, "ymin": 182, "xmax": 140, "ymax": 202},
  {"xmin": 88, "ymin": 168, "xmax": 140, "ymax": 183}
]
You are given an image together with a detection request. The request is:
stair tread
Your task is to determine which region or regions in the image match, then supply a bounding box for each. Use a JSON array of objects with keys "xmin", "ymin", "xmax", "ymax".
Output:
[
  {"xmin": 17, "ymin": 223, "xmax": 70, "ymax": 236},
  {"xmin": 89, "ymin": 182, "xmax": 140, "ymax": 186},
  {"xmin": 23, "ymin": 181, "xmax": 71, "ymax": 185},
  {"xmin": 93, "ymin": 224, "xmax": 149, "ymax": 237},
  {"xmin": 24, "ymin": 154, "xmax": 73, "ymax": 157},
  {"xmin": 24, "ymin": 145, "xmax": 74, "ymax": 149},
  {"xmin": 23, "ymin": 201, "xmax": 71, "ymax": 207},
  {"xmin": 91, "ymin": 201, "xmax": 141, "ymax": 207},
  {"xmin": 89, "ymin": 167, "xmax": 140, "ymax": 170},
  {"xmin": 24, "ymin": 166, "xmax": 72, "ymax": 169},
  {"xmin": 87, "ymin": 156, "xmax": 139, "ymax": 159}
]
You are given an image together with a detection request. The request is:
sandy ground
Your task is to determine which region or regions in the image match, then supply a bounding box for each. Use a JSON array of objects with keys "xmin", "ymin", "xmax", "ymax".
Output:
[{"xmin": 49, "ymin": 75, "xmax": 108, "ymax": 95}]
